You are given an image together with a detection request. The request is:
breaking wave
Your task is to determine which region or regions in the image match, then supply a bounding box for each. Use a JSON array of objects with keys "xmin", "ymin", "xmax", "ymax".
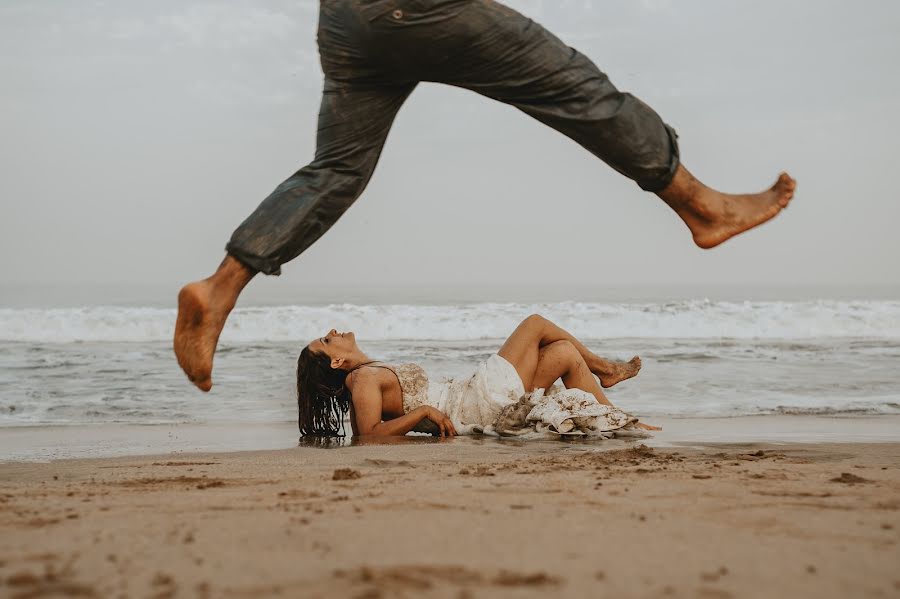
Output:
[{"xmin": 1, "ymin": 300, "xmax": 899, "ymax": 343}]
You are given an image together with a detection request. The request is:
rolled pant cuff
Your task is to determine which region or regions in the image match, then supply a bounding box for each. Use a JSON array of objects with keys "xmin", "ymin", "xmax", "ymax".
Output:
[
  {"xmin": 225, "ymin": 243, "xmax": 282, "ymax": 276},
  {"xmin": 637, "ymin": 123, "xmax": 681, "ymax": 193}
]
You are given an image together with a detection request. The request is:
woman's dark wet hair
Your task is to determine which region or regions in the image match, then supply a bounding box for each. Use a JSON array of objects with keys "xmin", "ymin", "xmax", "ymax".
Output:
[{"xmin": 296, "ymin": 345, "xmax": 352, "ymax": 436}]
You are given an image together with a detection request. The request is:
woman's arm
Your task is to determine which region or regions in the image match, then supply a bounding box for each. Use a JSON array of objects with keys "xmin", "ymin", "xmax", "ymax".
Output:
[
  {"xmin": 364, "ymin": 405, "xmax": 454, "ymax": 437},
  {"xmin": 350, "ymin": 370, "xmax": 457, "ymax": 437}
]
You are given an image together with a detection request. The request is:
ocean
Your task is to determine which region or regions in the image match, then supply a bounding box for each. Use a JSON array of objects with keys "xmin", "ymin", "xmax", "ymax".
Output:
[{"xmin": 2, "ymin": 299, "xmax": 899, "ymax": 429}]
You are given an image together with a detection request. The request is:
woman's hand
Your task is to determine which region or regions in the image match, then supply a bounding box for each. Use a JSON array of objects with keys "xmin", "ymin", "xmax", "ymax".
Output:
[{"xmin": 422, "ymin": 406, "xmax": 457, "ymax": 437}]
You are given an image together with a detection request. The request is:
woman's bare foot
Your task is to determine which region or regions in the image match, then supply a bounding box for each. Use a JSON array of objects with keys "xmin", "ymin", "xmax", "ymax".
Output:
[
  {"xmin": 658, "ymin": 165, "xmax": 796, "ymax": 249},
  {"xmin": 636, "ymin": 421, "xmax": 662, "ymax": 431},
  {"xmin": 174, "ymin": 256, "xmax": 254, "ymax": 392},
  {"xmin": 595, "ymin": 356, "xmax": 641, "ymax": 388}
]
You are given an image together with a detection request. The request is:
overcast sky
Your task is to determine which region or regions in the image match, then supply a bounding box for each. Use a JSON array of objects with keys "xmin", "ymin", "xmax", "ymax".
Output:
[{"xmin": 2, "ymin": 0, "xmax": 899, "ymax": 304}]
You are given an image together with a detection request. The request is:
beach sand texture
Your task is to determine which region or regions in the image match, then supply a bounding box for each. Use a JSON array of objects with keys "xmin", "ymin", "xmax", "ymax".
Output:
[{"xmin": 1, "ymin": 439, "xmax": 899, "ymax": 598}]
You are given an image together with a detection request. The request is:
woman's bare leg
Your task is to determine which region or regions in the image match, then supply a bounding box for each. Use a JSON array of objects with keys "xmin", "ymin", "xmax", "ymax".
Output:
[
  {"xmin": 531, "ymin": 340, "xmax": 612, "ymax": 405},
  {"xmin": 658, "ymin": 165, "xmax": 796, "ymax": 249},
  {"xmin": 529, "ymin": 341, "xmax": 661, "ymax": 430},
  {"xmin": 498, "ymin": 314, "xmax": 640, "ymax": 390}
]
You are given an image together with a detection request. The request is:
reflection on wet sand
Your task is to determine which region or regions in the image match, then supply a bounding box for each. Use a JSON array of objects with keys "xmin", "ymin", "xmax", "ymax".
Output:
[
  {"xmin": 296, "ymin": 433, "xmax": 644, "ymax": 450},
  {"xmin": 297, "ymin": 434, "xmax": 453, "ymax": 449}
]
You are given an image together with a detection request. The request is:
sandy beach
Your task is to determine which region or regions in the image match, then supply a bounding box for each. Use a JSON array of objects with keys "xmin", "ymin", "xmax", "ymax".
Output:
[{"xmin": 2, "ymin": 422, "xmax": 899, "ymax": 598}]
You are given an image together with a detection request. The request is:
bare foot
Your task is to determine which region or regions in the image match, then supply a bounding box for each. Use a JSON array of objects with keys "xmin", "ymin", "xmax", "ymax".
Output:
[
  {"xmin": 596, "ymin": 356, "xmax": 641, "ymax": 388},
  {"xmin": 690, "ymin": 173, "xmax": 796, "ymax": 249},
  {"xmin": 174, "ymin": 256, "xmax": 254, "ymax": 391},
  {"xmin": 636, "ymin": 421, "xmax": 662, "ymax": 431},
  {"xmin": 174, "ymin": 280, "xmax": 227, "ymax": 392}
]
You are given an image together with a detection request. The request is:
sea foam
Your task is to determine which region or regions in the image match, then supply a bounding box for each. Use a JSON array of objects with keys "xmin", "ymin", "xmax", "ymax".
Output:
[{"xmin": 1, "ymin": 300, "xmax": 898, "ymax": 343}]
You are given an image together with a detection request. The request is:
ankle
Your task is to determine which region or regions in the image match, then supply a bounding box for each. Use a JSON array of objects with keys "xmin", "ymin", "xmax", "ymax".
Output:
[
  {"xmin": 684, "ymin": 188, "xmax": 723, "ymax": 223},
  {"xmin": 589, "ymin": 357, "xmax": 611, "ymax": 375},
  {"xmin": 205, "ymin": 256, "xmax": 254, "ymax": 311},
  {"xmin": 658, "ymin": 164, "xmax": 720, "ymax": 223},
  {"xmin": 215, "ymin": 254, "xmax": 254, "ymax": 283},
  {"xmin": 215, "ymin": 255, "xmax": 254, "ymax": 283}
]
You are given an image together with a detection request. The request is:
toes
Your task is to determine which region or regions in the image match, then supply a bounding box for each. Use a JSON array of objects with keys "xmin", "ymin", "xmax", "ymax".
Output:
[
  {"xmin": 195, "ymin": 377, "xmax": 213, "ymax": 392},
  {"xmin": 772, "ymin": 173, "xmax": 796, "ymax": 207},
  {"xmin": 776, "ymin": 172, "xmax": 797, "ymax": 192}
]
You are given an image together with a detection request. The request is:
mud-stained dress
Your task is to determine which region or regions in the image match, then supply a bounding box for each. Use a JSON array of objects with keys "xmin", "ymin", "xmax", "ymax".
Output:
[{"xmin": 393, "ymin": 355, "xmax": 643, "ymax": 438}]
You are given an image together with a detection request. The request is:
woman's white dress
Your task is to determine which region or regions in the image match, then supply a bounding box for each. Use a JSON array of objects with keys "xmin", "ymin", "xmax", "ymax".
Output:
[{"xmin": 394, "ymin": 354, "xmax": 643, "ymax": 438}]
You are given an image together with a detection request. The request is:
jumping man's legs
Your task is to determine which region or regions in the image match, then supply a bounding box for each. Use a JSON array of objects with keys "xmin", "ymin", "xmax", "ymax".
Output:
[{"xmin": 176, "ymin": 0, "xmax": 796, "ymax": 390}]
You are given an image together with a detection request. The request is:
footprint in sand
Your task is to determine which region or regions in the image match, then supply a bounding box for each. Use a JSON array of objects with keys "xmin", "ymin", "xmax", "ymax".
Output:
[{"xmin": 829, "ymin": 472, "xmax": 870, "ymax": 484}]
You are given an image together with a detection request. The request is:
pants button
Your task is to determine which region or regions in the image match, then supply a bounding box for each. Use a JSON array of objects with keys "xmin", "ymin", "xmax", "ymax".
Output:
[{"xmin": 392, "ymin": 9, "xmax": 403, "ymax": 19}]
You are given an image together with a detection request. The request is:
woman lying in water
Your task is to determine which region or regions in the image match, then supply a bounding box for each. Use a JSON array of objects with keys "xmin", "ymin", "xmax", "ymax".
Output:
[{"xmin": 296, "ymin": 314, "xmax": 659, "ymax": 437}]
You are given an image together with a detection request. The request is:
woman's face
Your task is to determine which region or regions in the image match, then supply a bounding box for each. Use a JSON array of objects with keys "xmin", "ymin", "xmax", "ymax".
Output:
[{"xmin": 308, "ymin": 329, "xmax": 358, "ymax": 366}]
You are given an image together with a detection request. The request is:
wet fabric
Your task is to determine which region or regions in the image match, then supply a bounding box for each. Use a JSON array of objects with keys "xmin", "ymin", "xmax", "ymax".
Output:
[
  {"xmin": 397, "ymin": 355, "xmax": 525, "ymax": 431},
  {"xmin": 226, "ymin": 0, "xmax": 681, "ymax": 275},
  {"xmin": 395, "ymin": 355, "xmax": 643, "ymax": 437}
]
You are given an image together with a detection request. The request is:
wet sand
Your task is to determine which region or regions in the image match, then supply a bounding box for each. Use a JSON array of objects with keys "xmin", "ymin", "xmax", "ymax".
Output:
[
  {"xmin": 1, "ymin": 430, "xmax": 899, "ymax": 598},
  {"xmin": 5, "ymin": 415, "xmax": 900, "ymax": 462}
]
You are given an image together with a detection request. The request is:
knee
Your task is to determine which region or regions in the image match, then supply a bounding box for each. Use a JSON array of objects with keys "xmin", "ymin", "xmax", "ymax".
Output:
[
  {"xmin": 539, "ymin": 340, "xmax": 580, "ymax": 376},
  {"xmin": 556, "ymin": 339, "xmax": 578, "ymax": 356},
  {"xmin": 542, "ymin": 340, "xmax": 578, "ymax": 361},
  {"xmin": 522, "ymin": 313, "xmax": 546, "ymax": 328},
  {"xmin": 301, "ymin": 160, "xmax": 373, "ymax": 199}
]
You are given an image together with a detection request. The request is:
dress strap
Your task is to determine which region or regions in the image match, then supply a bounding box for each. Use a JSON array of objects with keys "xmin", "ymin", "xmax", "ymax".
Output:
[{"xmin": 348, "ymin": 361, "xmax": 403, "ymax": 388}]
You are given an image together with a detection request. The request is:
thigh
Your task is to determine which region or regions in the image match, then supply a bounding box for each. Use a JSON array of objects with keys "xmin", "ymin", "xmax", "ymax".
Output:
[
  {"xmin": 497, "ymin": 316, "xmax": 544, "ymax": 390},
  {"xmin": 313, "ymin": 78, "xmax": 416, "ymax": 166},
  {"xmin": 531, "ymin": 341, "xmax": 578, "ymax": 391}
]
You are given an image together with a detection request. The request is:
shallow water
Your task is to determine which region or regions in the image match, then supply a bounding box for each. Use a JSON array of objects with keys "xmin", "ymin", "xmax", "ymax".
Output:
[
  {"xmin": 1, "ymin": 336, "xmax": 899, "ymax": 427},
  {"xmin": 1, "ymin": 301, "xmax": 899, "ymax": 427}
]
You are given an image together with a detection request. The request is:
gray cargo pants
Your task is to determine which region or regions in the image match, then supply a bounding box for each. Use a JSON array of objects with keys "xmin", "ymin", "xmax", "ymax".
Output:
[{"xmin": 227, "ymin": 0, "xmax": 680, "ymax": 275}]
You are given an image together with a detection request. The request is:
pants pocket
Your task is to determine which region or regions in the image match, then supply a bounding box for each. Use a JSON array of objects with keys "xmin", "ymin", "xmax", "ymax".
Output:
[
  {"xmin": 361, "ymin": 0, "xmax": 471, "ymax": 22},
  {"xmin": 357, "ymin": 0, "xmax": 400, "ymax": 21}
]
